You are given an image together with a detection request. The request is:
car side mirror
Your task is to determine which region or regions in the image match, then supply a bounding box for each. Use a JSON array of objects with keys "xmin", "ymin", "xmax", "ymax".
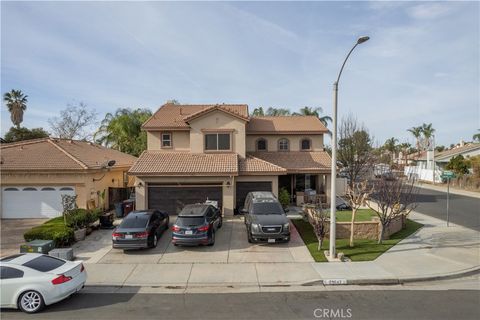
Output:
[{"xmin": 240, "ymin": 208, "xmax": 248, "ymax": 214}]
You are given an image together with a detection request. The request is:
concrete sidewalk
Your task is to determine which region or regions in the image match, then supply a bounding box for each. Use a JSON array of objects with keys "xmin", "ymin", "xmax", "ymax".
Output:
[
  {"xmin": 418, "ymin": 182, "xmax": 480, "ymax": 199},
  {"xmin": 83, "ymin": 211, "xmax": 480, "ymax": 290}
]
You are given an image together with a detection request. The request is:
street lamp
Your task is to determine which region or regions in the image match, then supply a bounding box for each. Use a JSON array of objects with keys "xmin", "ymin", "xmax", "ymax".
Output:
[{"xmin": 329, "ymin": 36, "xmax": 369, "ymax": 260}]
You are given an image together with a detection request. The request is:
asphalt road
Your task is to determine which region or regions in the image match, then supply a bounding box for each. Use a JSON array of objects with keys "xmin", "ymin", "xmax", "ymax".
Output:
[
  {"xmin": 2, "ymin": 290, "xmax": 479, "ymax": 320},
  {"xmin": 415, "ymin": 186, "xmax": 480, "ymax": 231}
]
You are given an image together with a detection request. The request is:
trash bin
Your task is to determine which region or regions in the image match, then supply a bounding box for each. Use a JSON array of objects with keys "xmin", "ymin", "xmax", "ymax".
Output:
[
  {"xmin": 123, "ymin": 199, "xmax": 135, "ymax": 216},
  {"xmin": 114, "ymin": 202, "xmax": 124, "ymax": 218}
]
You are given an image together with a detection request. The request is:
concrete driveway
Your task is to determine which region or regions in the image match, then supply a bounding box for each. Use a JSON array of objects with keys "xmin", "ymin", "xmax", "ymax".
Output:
[
  {"xmin": 0, "ymin": 219, "xmax": 48, "ymax": 257},
  {"xmin": 73, "ymin": 216, "xmax": 313, "ymax": 264}
]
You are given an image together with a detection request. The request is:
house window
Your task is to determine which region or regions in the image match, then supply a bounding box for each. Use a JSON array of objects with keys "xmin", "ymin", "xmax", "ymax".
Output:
[
  {"xmin": 278, "ymin": 138, "xmax": 289, "ymax": 151},
  {"xmin": 23, "ymin": 187, "xmax": 37, "ymax": 191},
  {"xmin": 256, "ymin": 138, "xmax": 267, "ymax": 151},
  {"xmin": 161, "ymin": 133, "xmax": 172, "ymax": 148},
  {"xmin": 301, "ymin": 138, "xmax": 311, "ymax": 151},
  {"xmin": 205, "ymin": 133, "xmax": 231, "ymax": 151}
]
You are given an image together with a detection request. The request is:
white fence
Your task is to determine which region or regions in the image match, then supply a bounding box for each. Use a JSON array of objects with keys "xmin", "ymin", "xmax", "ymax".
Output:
[{"xmin": 404, "ymin": 166, "xmax": 442, "ymax": 183}]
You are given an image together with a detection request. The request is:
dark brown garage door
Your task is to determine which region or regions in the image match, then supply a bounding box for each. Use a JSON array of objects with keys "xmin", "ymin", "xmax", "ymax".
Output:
[
  {"xmin": 148, "ymin": 184, "xmax": 222, "ymax": 214},
  {"xmin": 235, "ymin": 181, "xmax": 272, "ymax": 211}
]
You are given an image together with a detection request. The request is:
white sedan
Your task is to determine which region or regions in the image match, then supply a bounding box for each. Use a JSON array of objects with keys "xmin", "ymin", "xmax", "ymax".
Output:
[{"xmin": 0, "ymin": 253, "xmax": 87, "ymax": 313}]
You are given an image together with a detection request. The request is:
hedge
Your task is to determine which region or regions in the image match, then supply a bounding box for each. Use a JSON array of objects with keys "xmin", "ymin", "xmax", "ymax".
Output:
[{"xmin": 23, "ymin": 208, "xmax": 102, "ymax": 247}]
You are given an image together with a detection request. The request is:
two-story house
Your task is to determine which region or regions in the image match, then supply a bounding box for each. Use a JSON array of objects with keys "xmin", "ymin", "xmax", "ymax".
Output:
[{"xmin": 129, "ymin": 103, "xmax": 332, "ymax": 216}]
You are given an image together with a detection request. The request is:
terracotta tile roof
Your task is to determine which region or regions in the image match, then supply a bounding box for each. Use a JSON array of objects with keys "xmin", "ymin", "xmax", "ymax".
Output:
[
  {"xmin": 183, "ymin": 104, "xmax": 249, "ymax": 123},
  {"xmin": 247, "ymin": 116, "xmax": 329, "ymax": 134},
  {"xmin": 142, "ymin": 103, "xmax": 249, "ymax": 129},
  {"xmin": 239, "ymin": 155, "xmax": 287, "ymax": 175},
  {"xmin": 409, "ymin": 143, "xmax": 480, "ymax": 162},
  {"xmin": 250, "ymin": 151, "xmax": 331, "ymax": 173},
  {"xmin": 128, "ymin": 152, "xmax": 238, "ymax": 176},
  {"xmin": 0, "ymin": 138, "xmax": 137, "ymax": 171}
]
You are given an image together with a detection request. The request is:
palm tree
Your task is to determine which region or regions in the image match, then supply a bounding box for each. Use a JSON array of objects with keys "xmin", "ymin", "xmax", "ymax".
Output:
[
  {"xmin": 251, "ymin": 107, "xmax": 265, "ymax": 116},
  {"xmin": 407, "ymin": 126, "xmax": 422, "ymax": 154},
  {"xmin": 266, "ymin": 107, "xmax": 291, "ymax": 116},
  {"xmin": 398, "ymin": 142, "xmax": 411, "ymax": 168},
  {"xmin": 3, "ymin": 89, "xmax": 28, "ymax": 128},
  {"xmin": 384, "ymin": 137, "xmax": 398, "ymax": 164},
  {"xmin": 473, "ymin": 130, "xmax": 480, "ymax": 142},
  {"xmin": 293, "ymin": 106, "xmax": 333, "ymax": 127},
  {"xmin": 421, "ymin": 123, "xmax": 435, "ymax": 150}
]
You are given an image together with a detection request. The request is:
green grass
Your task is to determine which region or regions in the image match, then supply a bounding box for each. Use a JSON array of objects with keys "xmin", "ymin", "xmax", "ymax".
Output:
[
  {"xmin": 335, "ymin": 209, "xmax": 377, "ymax": 222},
  {"xmin": 292, "ymin": 218, "xmax": 423, "ymax": 262}
]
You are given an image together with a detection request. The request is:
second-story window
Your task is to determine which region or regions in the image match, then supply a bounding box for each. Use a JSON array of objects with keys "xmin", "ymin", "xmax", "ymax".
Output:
[
  {"xmin": 161, "ymin": 133, "xmax": 172, "ymax": 148},
  {"xmin": 301, "ymin": 138, "xmax": 311, "ymax": 151},
  {"xmin": 278, "ymin": 138, "xmax": 289, "ymax": 151},
  {"xmin": 205, "ymin": 133, "xmax": 231, "ymax": 151},
  {"xmin": 256, "ymin": 138, "xmax": 267, "ymax": 151}
]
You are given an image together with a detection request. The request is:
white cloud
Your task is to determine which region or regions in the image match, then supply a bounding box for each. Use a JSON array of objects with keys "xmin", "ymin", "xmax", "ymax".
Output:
[{"xmin": 407, "ymin": 3, "xmax": 454, "ymax": 20}]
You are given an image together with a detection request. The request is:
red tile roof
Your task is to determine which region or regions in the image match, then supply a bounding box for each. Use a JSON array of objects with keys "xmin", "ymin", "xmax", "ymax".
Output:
[
  {"xmin": 239, "ymin": 155, "xmax": 287, "ymax": 175},
  {"xmin": 247, "ymin": 116, "xmax": 329, "ymax": 134},
  {"xmin": 142, "ymin": 103, "xmax": 249, "ymax": 129},
  {"xmin": 0, "ymin": 138, "xmax": 137, "ymax": 171},
  {"xmin": 250, "ymin": 151, "xmax": 331, "ymax": 173},
  {"xmin": 128, "ymin": 152, "xmax": 238, "ymax": 176}
]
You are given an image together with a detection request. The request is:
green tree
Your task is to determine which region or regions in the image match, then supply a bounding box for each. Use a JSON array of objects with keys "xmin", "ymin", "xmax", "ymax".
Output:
[
  {"xmin": 473, "ymin": 130, "xmax": 480, "ymax": 142},
  {"xmin": 3, "ymin": 127, "xmax": 49, "ymax": 142},
  {"xmin": 266, "ymin": 107, "xmax": 291, "ymax": 116},
  {"xmin": 384, "ymin": 137, "xmax": 398, "ymax": 164},
  {"xmin": 3, "ymin": 89, "xmax": 28, "ymax": 128},
  {"xmin": 407, "ymin": 126, "xmax": 422, "ymax": 154},
  {"xmin": 278, "ymin": 187, "xmax": 290, "ymax": 209},
  {"xmin": 445, "ymin": 155, "xmax": 470, "ymax": 175},
  {"xmin": 293, "ymin": 106, "xmax": 333, "ymax": 127},
  {"xmin": 94, "ymin": 108, "xmax": 152, "ymax": 156},
  {"xmin": 421, "ymin": 123, "xmax": 435, "ymax": 139},
  {"xmin": 251, "ymin": 107, "xmax": 265, "ymax": 116}
]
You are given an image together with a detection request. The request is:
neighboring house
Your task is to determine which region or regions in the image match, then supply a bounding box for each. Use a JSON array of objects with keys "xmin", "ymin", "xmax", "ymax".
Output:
[
  {"xmin": 129, "ymin": 103, "xmax": 332, "ymax": 216},
  {"xmin": 405, "ymin": 142, "xmax": 480, "ymax": 182},
  {"xmin": 0, "ymin": 138, "xmax": 137, "ymax": 219}
]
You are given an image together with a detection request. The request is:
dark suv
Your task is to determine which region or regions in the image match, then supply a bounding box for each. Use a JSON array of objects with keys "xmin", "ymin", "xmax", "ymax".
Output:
[
  {"xmin": 171, "ymin": 204, "xmax": 222, "ymax": 246},
  {"xmin": 242, "ymin": 192, "xmax": 290, "ymax": 243}
]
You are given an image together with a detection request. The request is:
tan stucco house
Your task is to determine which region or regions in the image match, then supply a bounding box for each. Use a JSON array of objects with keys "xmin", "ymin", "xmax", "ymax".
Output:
[
  {"xmin": 129, "ymin": 103, "xmax": 332, "ymax": 216},
  {"xmin": 0, "ymin": 138, "xmax": 137, "ymax": 219}
]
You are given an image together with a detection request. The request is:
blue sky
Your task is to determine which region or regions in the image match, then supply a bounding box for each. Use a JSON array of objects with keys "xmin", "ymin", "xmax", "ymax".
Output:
[{"xmin": 1, "ymin": 1, "xmax": 479, "ymax": 147}]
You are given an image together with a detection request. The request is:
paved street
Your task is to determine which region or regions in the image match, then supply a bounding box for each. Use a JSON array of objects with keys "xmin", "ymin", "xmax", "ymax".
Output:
[
  {"xmin": 415, "ymin": 186, "xmax": 480, "ymax": 231},
  {"xmin": 2, "ymin": 288, "xmax": 479, "ymax": 320}
]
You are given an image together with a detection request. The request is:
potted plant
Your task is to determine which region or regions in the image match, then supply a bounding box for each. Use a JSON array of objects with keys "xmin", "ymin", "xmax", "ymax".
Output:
[{"xmin": 67, "ymin": 209, "xmax": 88, "ymax": 241}]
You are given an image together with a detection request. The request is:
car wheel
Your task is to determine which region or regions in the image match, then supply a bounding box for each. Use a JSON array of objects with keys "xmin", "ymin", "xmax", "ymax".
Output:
[
  {"xmin": 207, "ymin": 231, "xmax": 215, "ymax": 246},
  {"xmin": 152, "ymin": 234, "xmax": 158, "ymax": 248},
  {"xmin": 18, "ymin": 290, "xmax": 45, "ymax": 314},
  {"xmin": 218, "ymin": 217, "xmax": 223, "ymax": 229},
  {"xmin": 247, "ymin": 230, "xmax": 253, "ymax": 243}
]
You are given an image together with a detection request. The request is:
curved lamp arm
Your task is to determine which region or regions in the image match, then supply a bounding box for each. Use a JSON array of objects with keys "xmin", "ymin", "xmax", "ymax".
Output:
[{"xmin": 335, "ymin": 36, "xmax": 370, "ymax": 85}]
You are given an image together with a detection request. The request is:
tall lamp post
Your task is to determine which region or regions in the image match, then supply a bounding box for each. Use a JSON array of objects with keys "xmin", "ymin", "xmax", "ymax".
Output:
[{"xmin": 329, "ymin": 36, "xmax": 370, "ymax": 260}]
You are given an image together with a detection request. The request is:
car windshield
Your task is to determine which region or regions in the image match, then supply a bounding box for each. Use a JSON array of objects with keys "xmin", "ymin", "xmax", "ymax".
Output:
[
  {"xmin": 180, "ymin": 205, "xmax": 207, "ymax": 216},
  {"xmin": 252, "ymin": 202, "xmax": 284, "ymax": 215},
  {"xmin": 23, "ymin": 255, "xmax": 66, "ymax": 272},
  {"xmin": 120, "ymin": 215, "xmax": 149, "ymax": 228},
  {"xmin": 176, "ymin": 217, "xmax": 205, "ymax": 227}
]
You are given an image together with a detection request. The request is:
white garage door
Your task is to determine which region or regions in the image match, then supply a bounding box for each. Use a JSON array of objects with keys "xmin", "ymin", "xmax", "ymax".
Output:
[{"xmin": 1, "ymin": 186, "xmax": 76, "ymax": 219}]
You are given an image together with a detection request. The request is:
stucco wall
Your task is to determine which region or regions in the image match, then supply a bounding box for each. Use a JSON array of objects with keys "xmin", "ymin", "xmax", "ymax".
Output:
[
  {"xmin": 147, "ymin": 131, "xmax": 190, "ymax": 152},
  {"xmin": 235, "ymin": 175, "xmax": 279, "ymax": 197},
  {"xmin": 188, "ymin": 110, "xmax": 246, "ymax": 157},
  {"xmin": 246, "ymin": 134, "xmax": 324, "ymax": 152}
]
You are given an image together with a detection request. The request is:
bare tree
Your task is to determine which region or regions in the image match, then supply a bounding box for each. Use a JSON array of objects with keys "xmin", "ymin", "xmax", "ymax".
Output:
[
  {"xmin": 346, "ymin": 181, "xmax": 373, "ymax": 247},
  {"xmin": 304, "ymin": 205, "xmax": 329, "ymax": 251},
  {"xmin": 337, "ymin": 114, "xmax": 375, "ymax": 188},
  {"xmin": 367, "ymin": 177, "xmax": 418, "ymax": 244},
  {"xmin": 48, "ymin": 102, "xmax": 97, "ymax": 140}
]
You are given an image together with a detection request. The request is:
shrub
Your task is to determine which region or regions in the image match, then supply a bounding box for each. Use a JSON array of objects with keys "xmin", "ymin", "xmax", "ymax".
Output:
[
  {"xmin": 24, "ymin": 219, "xmax": 74, "ymax": 247},
  {"xmin": 278, "ymin": 187, "xmax": 291, "ymax": 208}
]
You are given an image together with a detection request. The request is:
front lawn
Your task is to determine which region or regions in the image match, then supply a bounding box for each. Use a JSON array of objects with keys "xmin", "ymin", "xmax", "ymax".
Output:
[
  {"xmin": 292, "ymin": 218, "xmax": 423, "ymax": 262},
  {"xmin": 335, "ymin": 209, "xmax": 377, "ymax": 222}
]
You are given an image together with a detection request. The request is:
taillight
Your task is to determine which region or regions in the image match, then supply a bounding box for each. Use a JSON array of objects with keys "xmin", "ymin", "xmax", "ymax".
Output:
[
  {"xmin": 197, "ymin": 224, "xmax": 210, "ymax": 232},
  {"xmin": 112, "ymin": 232, "xmax": 123, "ymax": 238},
  {"xmin": 51, "ymin": 274, "xmax": 72, "ymax": 285},
  {"xmin": 135, "ymin": 231, "xmax": 149, "ymax": 238},
  {"xmin": 80, "ymin": 263, "xmax": 85, "ymax": 272},
  {"xmin": 172, "ymin": 225, "xmax": 180, "ymax": 232}
]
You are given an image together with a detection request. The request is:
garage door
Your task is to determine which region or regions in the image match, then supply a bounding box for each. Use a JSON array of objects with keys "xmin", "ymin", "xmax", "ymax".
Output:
[
  {"xmin": 235, "ymin": 181, "xmax": 272, "ymax": 211},
  {"xmin": 148, "ymin": 184, "xmax": 222, "ymax": 214},
  {"xmin": 1, "ymin": 186, "xmax": 76, "ymax": 219}
]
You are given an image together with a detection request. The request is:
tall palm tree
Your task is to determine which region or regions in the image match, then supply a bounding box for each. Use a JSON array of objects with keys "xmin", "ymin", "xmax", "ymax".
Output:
[
  {"xmin": 384, "ymin": 137, "xmax": 398, "ymax": 164},
  {"xmin": 294, "ymin": 106, "xmax": 333, "ymax": 127},
  {"xmin": 398, "ymin": 142, "xmax": 411, "ymax": 168},
  {"xmin": 251, "ymin": 107, "xmax": 265, "ymax": 116},
  {"xmin": 266, "ymin": 107, "xmax": 291, "ymax": 116},
  {"xmin": 407, "ymin": 126, "xmax": 422, "ymax": 155},
  {"xmin": 3, "ymin": 89, "xmax": 28, "ymax": 128},
  {"xmin": 421, "ymin": 123, "xmax": 435, "ymax": 150}
]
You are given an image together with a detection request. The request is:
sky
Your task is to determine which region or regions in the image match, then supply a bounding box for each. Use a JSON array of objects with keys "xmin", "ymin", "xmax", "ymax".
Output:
[{"xmin": 1, "ymin": 1, "xmax": 479, "ymax": 147}]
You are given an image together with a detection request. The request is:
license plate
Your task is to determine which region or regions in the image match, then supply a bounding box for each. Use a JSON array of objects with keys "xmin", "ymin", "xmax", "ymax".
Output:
[
  {"xmin": 185, "ymin": 230, "xmax": 193, "ymax": 235},
  {"xmin": 125, "ymin": 235, "xmax": 133, "ymax": 239},
  {"xmin": 268, "ymin": 238, "xmax": 275, "ymax": 243}
]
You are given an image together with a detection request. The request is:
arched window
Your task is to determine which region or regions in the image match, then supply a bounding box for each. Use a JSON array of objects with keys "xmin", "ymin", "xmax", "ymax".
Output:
[
  {"xmin": 278, "ymin": 138, "xmax": 289, "ymax": 151},
  {"xmin": 301, "ymin": 138, "xmax": 312, "ymax": 151},
  {"xmin": 60, "ymin": 187, "xmax": 74, "ymax": 191},
  {"xmin": 23, "ymin": 187, "xmax": 37, "ymax": 191},
  {"xmin": 256, "ymin": 138, "xmax": 267, "ymax": 151},
  {"xmin": 41, "ymin": 187, "xmax": 56, "ymax": 191},
  {"xmin": 4, "ymin": 188, "xmax": 19, "ymax": 191}
]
